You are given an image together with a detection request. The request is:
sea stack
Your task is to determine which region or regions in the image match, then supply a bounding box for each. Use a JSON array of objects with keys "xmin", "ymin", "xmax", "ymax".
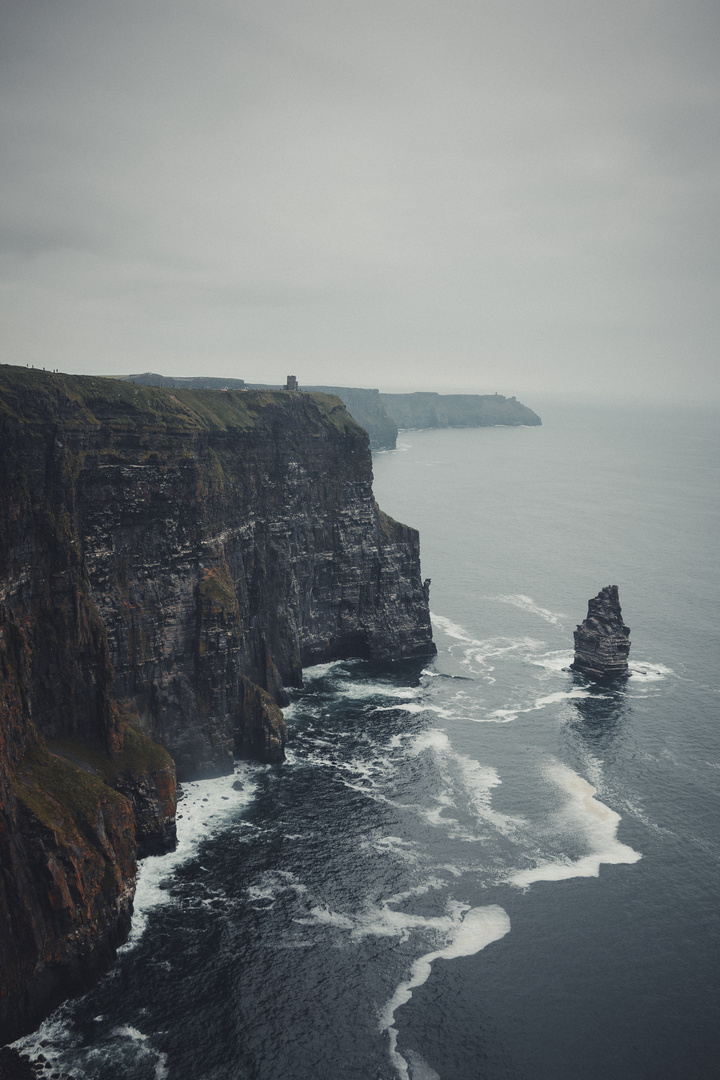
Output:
[{"xmin": 571, "ymin": 585, "xmax": 631, "ymax": 679}]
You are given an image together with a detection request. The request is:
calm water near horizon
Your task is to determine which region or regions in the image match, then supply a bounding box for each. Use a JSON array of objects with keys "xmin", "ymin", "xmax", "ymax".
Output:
[{"xmin": 13, "ymin": 398, "xmax": 720, "ymax": 1079}]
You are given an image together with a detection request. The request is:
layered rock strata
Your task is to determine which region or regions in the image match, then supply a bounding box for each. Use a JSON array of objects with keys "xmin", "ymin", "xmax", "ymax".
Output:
[
  {"xmin": 0, "ymin": 364, "xmax": 434, "ymax": 1040},
  {"xmin": 571, "ymin": 585, "xmax": 631, "ymax": 679}
]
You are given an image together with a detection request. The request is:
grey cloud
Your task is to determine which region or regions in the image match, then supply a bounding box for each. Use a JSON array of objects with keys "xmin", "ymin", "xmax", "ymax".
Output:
[{"xmin": 1, "ymin": 0, "xmax": 719, "ymax": 398}]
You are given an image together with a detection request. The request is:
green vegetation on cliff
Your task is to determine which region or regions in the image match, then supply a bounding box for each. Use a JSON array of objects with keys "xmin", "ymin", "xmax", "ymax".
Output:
[
  {"xmin": 112, "ymin": 372, "xmax": 542, "ymax": 449},
  {"xmin": 11, "ymin": 736, "xmax": 129, "ymax": 836},
  {"xmin": 0, "ymin": 366, "xmax": 362, "ymax": 439}
]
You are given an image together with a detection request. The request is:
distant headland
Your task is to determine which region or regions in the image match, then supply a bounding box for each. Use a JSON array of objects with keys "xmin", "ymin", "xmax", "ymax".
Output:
[{"xmin": 115, "ymin": 374, "xmax": 542, "ymax": 450}]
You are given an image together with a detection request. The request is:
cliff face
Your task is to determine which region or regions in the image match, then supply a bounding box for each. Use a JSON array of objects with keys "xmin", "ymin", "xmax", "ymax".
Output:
[
  {"xmin": 0, "ymin": 365, "xmax": 434, "ymax": 1039},
  {"xmin": 571, "ymin": 585, "xmax": 631, "ymax": 679},
  {"xmin": 69, "ymin": 378, "xmax": 433, "ymax": 776}
]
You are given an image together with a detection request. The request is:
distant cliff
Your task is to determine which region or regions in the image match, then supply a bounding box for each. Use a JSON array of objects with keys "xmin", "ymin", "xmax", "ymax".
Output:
[
  {"xmin": 302, "ymin": 386, "xmax": 399, "ymax": 450},
  {"xmin": 0, "ymin": 365, "xmax": 434, "ymax": 1040},
  {"xmin": 379, "ymin": 392, "xmax": 541, "ymax": 432},
  {"xmin": 118, "ymin": 376, "xmax": 541, "ymax": 449}
]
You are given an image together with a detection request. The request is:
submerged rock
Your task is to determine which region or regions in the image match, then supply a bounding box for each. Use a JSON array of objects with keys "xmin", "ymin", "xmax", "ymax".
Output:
[{"xmin": 571, "ymin": 585, "xmax": 631, "ymax": 679}]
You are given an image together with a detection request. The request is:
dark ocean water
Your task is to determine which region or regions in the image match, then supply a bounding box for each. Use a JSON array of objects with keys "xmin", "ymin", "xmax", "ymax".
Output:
[{"xmin": 13, "ymin": 399, "xmax": 720, "ymax": 1080}]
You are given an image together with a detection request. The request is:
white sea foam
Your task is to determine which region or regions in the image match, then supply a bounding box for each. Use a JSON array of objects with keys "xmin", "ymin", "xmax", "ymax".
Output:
[
  {"xmin": 440, "ymin": 862, "xmax": 466, "ymax": 878},
  {"xmin": 334, "ymin": 680, "xmax": 421, "ymax": 701},
  {"xmin": 509, "ymin": 762, "xmax": 641, "ymax": 887},
  {"xmin": 246, "ymin": 870, "xmax": 307, "ymax": 906},
  {"xmin": 527, "ymin": 652, "xmax": 670, "ymax": 685},
  {"xmin": 407, "ymin": 730, "xmax": 523, "ymax": 836},
  {"xmin": 431, "ymin": 612, "xmax": 546, "ymax": 681},
  {"xmin": 297, "ymin": 885, "xmax": 461, "ymax": 943},
  {"xmin": 14, "ymin": 1016, "xmax": 170, "ymax": 1079},
  {"xmin": 380, "ymin": 905, "xmax": 511, "ymax": 1080},
  {"xmin": 375, "ymin": 702, "xmax": 458, "ymax": 719},
  {"xmin": 528, "ymin": 649, "xmax": 574, "ymax": 673},
  {"xmin": 581, "ymin": 752, "xmax": 606, "ymax": 793},
  {"xmin": 300, "ymin": 660, "xmax": 345, "ymax": 680},
  {"xmin": 615, "ymin": 794, "xmax": 677, "ymax": 840},
  {"xmin": 405, "ymin": 1049, "xmax": 441, "ymax": 1080},
  {"xmin": 462, "ymin": 637, "xmax": 545, "ymax": 674},
  {"xmin": 110, "ymin": 1027, "xmax": 169, "ymax": 1080},
  {"xmin": 11, "ymin": 1009, "xmax": 77, "ymax": 1067},
  {"xmin": 430, "ymin": 613, "xmax": 475, "ymax": 643},
  {"xmin": 493, "ymin": 594, "xmax": 567, "ymax": 626},
  {"xmin": 485, "ymin": 686, "xmax": 598, "ymax": 723},
  {"xmin": 406, "ymin": 729, "xmax": 455, "ymax": 757},
  {"xmin": 366, "ymin": 835, "xmax": 422, "ymax": 862},
  {"xmin": 304, "ymin": 747, "xmax": 392, "ymax": 791},
  {"xmin": 300, "ymin": 906, "xmax": 356, "ymax": 931},
  {"xmin": 628, "ymin": 660, "xmax": 674, "ymax": 682},
  {"xmin": 122, "ymin": 765, "xmax": 257, "ymax": 948}
]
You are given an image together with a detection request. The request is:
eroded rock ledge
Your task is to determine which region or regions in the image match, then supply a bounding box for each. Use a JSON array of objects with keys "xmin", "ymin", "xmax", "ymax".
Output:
[{"xmin": 0, "ymin": 365, "xmax": 434, "ymax": 1041}]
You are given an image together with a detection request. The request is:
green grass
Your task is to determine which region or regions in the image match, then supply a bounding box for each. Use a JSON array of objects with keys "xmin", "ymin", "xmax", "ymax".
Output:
[
  {"xmin": 11, "ymin": 737, "xmax": 127, "ymax": 837},
  {"xmin": 0, "ymin": 364, "xmax": 363, "ymax": 438},
  {"xmin": 51, "ymin": 721, "xmax": 173, "ymax": 781}
]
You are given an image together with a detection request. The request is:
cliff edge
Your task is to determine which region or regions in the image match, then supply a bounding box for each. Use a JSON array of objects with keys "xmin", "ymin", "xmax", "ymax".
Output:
[
  {"xmin": 0, "ymin": 365, "xmax": 434, "ymax": 1040},
  {"xmin": 119, "ymin": 377, "xmax": 542, "ymax": 450},
  {"xmin": 379, "ymin": 391, "xmax": 541, "ymax": 432}
]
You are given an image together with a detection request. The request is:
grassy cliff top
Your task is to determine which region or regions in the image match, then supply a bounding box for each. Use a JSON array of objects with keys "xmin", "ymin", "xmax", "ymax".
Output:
[{"xmin": 0, "ymin": 364, "xmax": 361, "ymax": 438}]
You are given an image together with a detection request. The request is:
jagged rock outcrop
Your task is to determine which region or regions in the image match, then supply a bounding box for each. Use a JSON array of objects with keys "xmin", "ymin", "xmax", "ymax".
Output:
[
  {"xmin": 571, "ymin": 586, "xmax": 631, "ymax": 679},
  {"xmin": 0, "ymin": 364, "xmax": 434, "ymax": 1040}
]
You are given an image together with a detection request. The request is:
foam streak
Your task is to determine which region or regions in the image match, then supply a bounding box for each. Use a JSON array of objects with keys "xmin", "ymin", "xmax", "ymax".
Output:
[
  {"xmin": 510, "ymin": 763, "xmax": 641, "ymax": 887},
  {"xmin": 380, "ymin": 906, "xmax": 511, "ymax": 1080}
]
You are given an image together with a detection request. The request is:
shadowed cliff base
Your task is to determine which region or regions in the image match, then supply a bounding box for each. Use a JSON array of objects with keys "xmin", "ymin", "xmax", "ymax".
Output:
[{"xmin": 0, "ymin": 363, "xmax": 434, "ymax": 1042}]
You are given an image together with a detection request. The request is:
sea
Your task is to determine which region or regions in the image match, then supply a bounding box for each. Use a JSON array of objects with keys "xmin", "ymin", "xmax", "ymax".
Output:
[{"xmin": 12, "ymin": 397, "xmax": 720, "ymax": 1080}]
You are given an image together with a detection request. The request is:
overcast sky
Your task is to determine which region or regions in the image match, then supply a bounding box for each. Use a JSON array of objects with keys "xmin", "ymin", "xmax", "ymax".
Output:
[{"xmin": 1, "ymin": 0, "xmax": 719, "ymax": 400}]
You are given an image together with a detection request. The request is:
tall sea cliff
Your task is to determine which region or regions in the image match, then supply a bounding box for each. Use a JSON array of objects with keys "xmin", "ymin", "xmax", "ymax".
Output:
[{"xmin": 0, "ymin": 366, "xmax": 434, "ymax": 1042}]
